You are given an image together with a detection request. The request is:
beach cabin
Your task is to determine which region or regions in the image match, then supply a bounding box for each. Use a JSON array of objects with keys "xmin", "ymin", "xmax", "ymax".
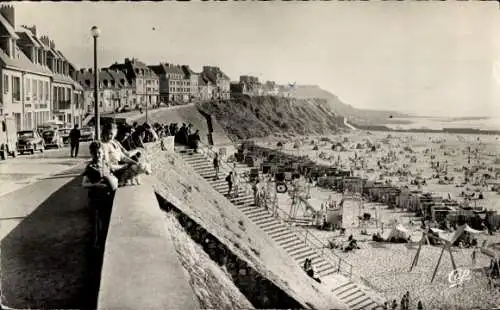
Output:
[
  {"xmin": 396, "ymin": 189, "xmax": 419, "ymax": 211},
  {"xmin": 343, "ymin": 177, "xmax": 363, "ymax": 195},
  {"xmin": 419, "ymin": 194, "xmax": 444, "ymax": 220},
  {"xmin": 367, "ymin": 185, "xmax": 401, "ymax": 206}
]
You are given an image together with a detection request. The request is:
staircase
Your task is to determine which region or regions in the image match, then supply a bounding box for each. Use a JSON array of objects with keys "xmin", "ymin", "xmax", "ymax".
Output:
[{"xmin": 177, "ymin": 148, "xmax": 383, "ymax": 310}]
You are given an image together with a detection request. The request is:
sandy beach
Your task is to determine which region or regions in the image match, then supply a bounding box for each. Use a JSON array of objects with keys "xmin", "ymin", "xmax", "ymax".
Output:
[{"xmin": 250, "ymin": 130, "xmax": 500, "ymax": 309}]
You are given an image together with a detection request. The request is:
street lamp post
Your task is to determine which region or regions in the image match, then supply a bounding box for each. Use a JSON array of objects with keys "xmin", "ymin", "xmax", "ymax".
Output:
[
  {"xmin": 91, "ymin": 26, "xmax": 100, "ymax": 141},
  {"xmin": 145, "ymin": 79, "xmax": 149, "ymax": 124},
  {"xmin": 113, "ymin": 93, "xmax": 117, "ymax": 121}
]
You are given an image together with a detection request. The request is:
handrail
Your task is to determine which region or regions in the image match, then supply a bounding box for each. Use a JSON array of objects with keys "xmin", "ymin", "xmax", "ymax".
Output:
[
  {"xmin": 192, "ymin": 142, "xmax": 380, "ymax": 292},
  {"xmin": 272, "ymin": 202, "xmax": 353, "ymax": 277}
]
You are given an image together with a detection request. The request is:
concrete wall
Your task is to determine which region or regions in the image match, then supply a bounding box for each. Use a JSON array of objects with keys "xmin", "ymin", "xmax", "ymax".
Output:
[{"xmin": 98, "ymin": 179, "xmax": 199, "ymax": 310}]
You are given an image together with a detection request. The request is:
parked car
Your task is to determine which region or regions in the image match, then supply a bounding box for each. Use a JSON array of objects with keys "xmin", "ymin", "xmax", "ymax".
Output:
[
  {"xmin": 80, "ymin": 126, "xmax": 95, "ymax": 142},
  {"xmin": 59, "ymin": 128, "xmax": 72, "ymax": 145},
  {"xmin": 17, "ymin": 130, "xmax": 44, "ymax": 154},
  {"xmin": 42, "ymin": 129, "xmax": 64, "ymax": 149}
]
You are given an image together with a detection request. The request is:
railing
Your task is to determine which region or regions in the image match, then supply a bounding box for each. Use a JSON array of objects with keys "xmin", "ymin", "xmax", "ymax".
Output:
[
  {"xmin": 271, "ymin": 202, "xmax": 353, "ymax": 278},
  {"xmin": 193, "ymin": 142, "xmax": 382, "ymax": 292}
]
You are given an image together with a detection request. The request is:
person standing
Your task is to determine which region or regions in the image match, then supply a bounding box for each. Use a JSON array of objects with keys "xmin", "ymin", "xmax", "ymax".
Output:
[
  {"xmin": 213, "ymin": 153, "xmax": 220, "ymax": 180},
  {"xmin": 225, "ymin": 171, "xmax": 233, "ymax": 197},
  {"xmin": 69, "ymin": 124, "xmax": 81, "ymax": 158},
  {"xmin": 252, "ymin": 179, "xmax": 260, "ymax": 206}
]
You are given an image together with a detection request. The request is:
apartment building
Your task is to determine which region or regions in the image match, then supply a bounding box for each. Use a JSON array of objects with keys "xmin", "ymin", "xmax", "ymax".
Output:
[
  {"xmin": 0, "ymin": 7, "xmax": 55, "ymax": 131},
  {"xmin": 198, "ymin": 74, "xmax": 215, "ymax": 101},
  {"xmin": 201, "ymin": 66, "xmax": 230, "ymax": 100},
  {"xmin": 76, "ymin": 68, "xmax": 134, "ymax": 115},
  {"xmin": 109, "ymin": 58, "xmax": 160, "ymax": 109},
  {"xmin": 239, "ymin": 75, "xmax": 263, "ymax": 95},
  {"xmin": 38, "ymin": 35, "xmax": 83, "ymax": 126},
  {"xmin": 181, "ymin": 65, "xmax": 199, "ymax": 101},
  {"xmin": 149, "ymin": 63, "xmax": 189, "ymax": 103}
]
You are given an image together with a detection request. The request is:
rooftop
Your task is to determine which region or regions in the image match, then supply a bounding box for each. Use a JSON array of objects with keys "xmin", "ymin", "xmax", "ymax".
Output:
[{"xmin": 0, "ymin": 47, "xmax": 52, "ymax": 77}]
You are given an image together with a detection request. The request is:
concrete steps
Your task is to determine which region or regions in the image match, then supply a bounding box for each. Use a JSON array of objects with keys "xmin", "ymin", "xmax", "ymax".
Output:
[
  {"xmin": 178, "ymin": 149, "xmax": 382, "ymax": 310},
  {"xmin": 330, "ymin": 281, "xmax": 379, "ymax": 310}
]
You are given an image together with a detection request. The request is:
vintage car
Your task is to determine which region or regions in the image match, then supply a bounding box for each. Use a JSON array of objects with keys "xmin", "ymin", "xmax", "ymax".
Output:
[
  {"xmin": 42, "ymin": 129, "xmax": 64, "ymax": 149},
  {"xmin": 80, "ymin": 126, "xmax": 95, "ymax": 142},
  {"xmin": 59, "ymin": 128, "xmax": 72, "ymax": 145},
  {"xmin": 17, "ymin": 130, "xmax": 44, "ymax": 154}
]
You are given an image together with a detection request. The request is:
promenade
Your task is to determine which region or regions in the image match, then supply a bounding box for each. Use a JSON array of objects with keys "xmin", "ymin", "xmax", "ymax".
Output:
[{"xmin": 0, "ymin": 145, "xmax": 102, "ymax": 309}]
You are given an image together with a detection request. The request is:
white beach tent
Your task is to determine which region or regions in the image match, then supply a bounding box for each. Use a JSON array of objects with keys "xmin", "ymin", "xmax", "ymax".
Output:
[
  {"xmin": 430, "ymin": 224, "xmax": 483, "ymax": 244},
  {"xmin": 381, "ymin": 224, "xmax": 411, "ymax": 241}
]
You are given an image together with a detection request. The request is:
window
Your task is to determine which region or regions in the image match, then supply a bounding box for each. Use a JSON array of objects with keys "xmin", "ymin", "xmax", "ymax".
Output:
[
  {"xmin": 12, "ymin": 76, "xmax": 20, "ymax": 101},
  {"xmin": 3, "ymin": 75, "xmax": 8, "ymax": 94},
  {"xmin": 40, "ymin": 81, "xmax": 44, "ymax": 100},
  {"xmin": 45, "ymin": 82, "xmax": 49, "ymax": 100},
  {"xmin": 24, "ymin": 78, "xmax": 29, "ymax": 97},
  {"xmin": 38, "ymin": 81, "xmax": 43, "ymax": 101}
]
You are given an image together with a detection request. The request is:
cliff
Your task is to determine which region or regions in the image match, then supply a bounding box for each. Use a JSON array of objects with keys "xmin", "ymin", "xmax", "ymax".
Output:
[
  {"xmin": 197, "ymin": 95, "xmax": 347, "ymax": 140},
  {"xmin": 290, "ymin": 85, "xmax": 409, "ymax": 125}
]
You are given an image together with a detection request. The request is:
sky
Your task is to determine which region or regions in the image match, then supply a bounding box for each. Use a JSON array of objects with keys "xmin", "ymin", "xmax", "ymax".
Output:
[{"xmin": 11, "ymin": 2, "xmax": 500, "ymax": 117}]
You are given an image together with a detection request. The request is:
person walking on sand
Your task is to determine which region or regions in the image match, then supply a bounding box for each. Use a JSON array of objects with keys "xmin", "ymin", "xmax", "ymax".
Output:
[
  {"xmin": 69, "ymin": 124, "xmax": 81, "ymax": 158},
  {"xmin": 472, "ymin": 248, "xmax": 477, "ymax": 266},
  {"xmin": 213, "ymin": 153, "xmax": 220, "ymax": 179}
]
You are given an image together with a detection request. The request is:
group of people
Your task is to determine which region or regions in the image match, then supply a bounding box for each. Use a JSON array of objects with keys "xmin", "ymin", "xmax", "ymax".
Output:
[
  {"xmin": 173, "ymin": 123, "xmax": 201, "ymax": 152},
  {"xmin": 381, "ymin": 291, "xmax": 424, "ymax": 310},
  {"xmin": 81, "ymin": 122, "xmax": 152, "ymax": 248}
]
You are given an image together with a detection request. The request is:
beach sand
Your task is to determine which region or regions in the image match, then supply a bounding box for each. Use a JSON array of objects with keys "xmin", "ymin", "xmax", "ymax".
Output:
[{"xmin": 251, "ymin": 130, "xmax": 500, "ymax": 309}]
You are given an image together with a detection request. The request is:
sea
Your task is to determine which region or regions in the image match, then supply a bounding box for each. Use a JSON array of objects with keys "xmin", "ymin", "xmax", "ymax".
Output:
[{"xmin": 385, "ymin": 116, "xmax": 500, "ymax": 131}]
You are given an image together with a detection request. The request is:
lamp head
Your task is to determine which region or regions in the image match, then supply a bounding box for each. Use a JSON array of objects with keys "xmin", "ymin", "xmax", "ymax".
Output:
[{"xmin": 91, "ymin": 26, "xmax": 100, "ymax": 38}]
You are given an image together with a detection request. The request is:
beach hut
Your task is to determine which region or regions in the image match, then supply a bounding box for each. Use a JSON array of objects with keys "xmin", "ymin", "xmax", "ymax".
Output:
[{"xmin": 343, "ymin": 177, "xmax": 363, "ymax": 195}]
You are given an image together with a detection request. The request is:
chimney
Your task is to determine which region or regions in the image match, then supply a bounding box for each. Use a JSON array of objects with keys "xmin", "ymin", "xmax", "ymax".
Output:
[
  {"xmin": 89, "ymin": 68, "xmax": 92, "ymax": 74},
  {"xmin": 50, "ymin": 40, "xmax": 55, "ymax": 49},
  {"xmin": 28, "ymin": 25, "xmax": 36, "ymax": 36},
  {"xmin": 0, "ymin": 5, "xmax": 15, "ymax": 28}
]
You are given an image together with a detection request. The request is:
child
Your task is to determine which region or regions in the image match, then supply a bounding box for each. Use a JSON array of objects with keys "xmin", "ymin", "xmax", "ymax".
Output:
[
  {"xmin": 82, "ymin": 141, "xmax": 119, "ymax": 194},
  {"xmin": 82, "ymin": 141, "xmax": 118, "ymax": 248}
]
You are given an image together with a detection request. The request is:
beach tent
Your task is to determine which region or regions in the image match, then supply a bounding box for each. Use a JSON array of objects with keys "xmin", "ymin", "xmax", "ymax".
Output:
[{"xmin": 381, "ymin": 224, "xmax": 411, "ymax": 241}]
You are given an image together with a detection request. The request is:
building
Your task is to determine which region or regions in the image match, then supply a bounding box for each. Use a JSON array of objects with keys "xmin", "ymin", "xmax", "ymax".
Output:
[
  {"xmin": 239, "ymin": 75, "xmax": 263, "ymax": 95},
  {"xmin": 104, "ymin": 68, "xmax": 134, "ymax": 111},
  {"xmin": 229, "ymin": 82, "xmax": 246, "ymax": 99},
  {"xmin": 201, "ymin": 66, "xmax": 230, "ymax": 100},
  {"xmin": 181, "ymin": 65, "xmax": 199, "ymax": 101},
  {"xmin": 149, "ymin": 63, "xmax": 189, "ymax": 104},
  {"xmin": 35, "ymin": 35, "xmax": 81, "ymax": 126},
  {"xmin": 0, "ymin": 6, "xmax": 54, "ymax": 131},
  {"xmin": 198, "ymin": 74, "xmax": 215, "ymax": 101},
  {"xmin": 76, "ymin": 68, "xmax": 134, "ymax": 115},
  {"xmin": 263, "ymin": 80, "xmax": 279, "ymax": 96},
  {"xmin": 110, "ymin": 58, "xmax": 159, "ymax": 109}
]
